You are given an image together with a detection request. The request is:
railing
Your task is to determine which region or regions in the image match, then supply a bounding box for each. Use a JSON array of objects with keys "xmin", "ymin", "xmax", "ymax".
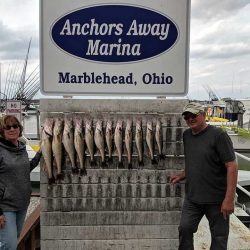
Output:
[
  {"xmin": 235, "ymin": 184, "xmax": 250, "ymax": 228},
  {"xmin": 235, "ymin": 151, "xmax": 250, "ymax": 171},
  {"xmin": 235, "ymin": 151, "xmax": 250, "ymax": 162},
  {"xmin": 235, "ymin": 151, "xmax": 250, "ymax": 218},
  {"xmin": 237, "ymin": 184, "xmax": 250, "ymax": 198},
  {"xmin": 17, "ymin": 205, "xmax": 40, "ymax": 250}
]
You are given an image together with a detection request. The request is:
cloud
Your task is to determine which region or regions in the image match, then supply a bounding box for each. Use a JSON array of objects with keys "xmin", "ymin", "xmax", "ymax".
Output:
[
  {"xmin": 0, "ymin": 28, "xmax": 39, "ymax": 60},
  {"xmin": 0, "ymin": 0, "xmax": 39, "ymax": 61},
  {"xmin": 191, "ymin": 0, "xmax": 250, "ymax": 20},
  {"xmin": 190, "ymin": 5, "xmax": 250, "ymax": 61},
  {"xmin": 238, "ymin": 67, "xmax": 250, "ymax": 74},
  {"xmin": 191, "ymin": 43, "xmax": 250, "ymax": 60}
]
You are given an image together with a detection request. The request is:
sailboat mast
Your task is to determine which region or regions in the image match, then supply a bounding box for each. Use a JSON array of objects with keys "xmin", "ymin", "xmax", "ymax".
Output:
[
  {"xmin": 0, "ymin": 62, "xmax": 1, "ymax": 97},
  {"xmin": 18, "ymin": 38, "xmax": 32, "ymax": 99}
]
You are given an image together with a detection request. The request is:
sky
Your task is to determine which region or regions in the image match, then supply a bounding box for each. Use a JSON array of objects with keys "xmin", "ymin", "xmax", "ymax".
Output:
[{"xmin": 0, "ymin": 0, "xmax": 250, "ymax": 100}]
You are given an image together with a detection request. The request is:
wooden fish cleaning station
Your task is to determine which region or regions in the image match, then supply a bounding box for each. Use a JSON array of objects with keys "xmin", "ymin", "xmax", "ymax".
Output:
[
  {"xmin": 40, "ymin": 99, "xmax": 187, "ymax": 249},
  {"xmin": 39, "ymin": 99, "xmax": 250, "ymax": 250}
]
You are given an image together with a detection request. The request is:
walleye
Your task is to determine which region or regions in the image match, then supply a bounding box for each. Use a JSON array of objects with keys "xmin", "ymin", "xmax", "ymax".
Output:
[
  {"xmin": 62, "ymin": 118, "xmax": 76, "ymax": 172},
  {"xmin": 135, "ymin": 119, "xmax": 144, "ymax": 167},
  {"xmin": 146, "ymin": 120, "xmax": 157, "ymax": 164},
  {"xmin": 155, "ymin": 119, "xmax": 164, "ymax": 159},
  {"xmin": 41, "ymin": 118, "xmax": 54, "ymax": 184},
  {"xmin": 94, "ymin": 120, "xmax": 107, "ymax": 167},
  {"xmin": 125, "ymin": 119, "xmax": 133, "ymax": 169},
  {"xmin": 105, "ymin": 120, "xmax": 113, "ymax": 163},
  {"xmin": 85, "ymin": 119, "xmax": 95, "ymax": 166},
  {"xmin": 114, "ymin": 120, "xmax": 123, "ymax": 168},
  {"xmin": 74, "ymin": 119, "xmax": 87, "ymax": 176},
  {"xmin": 52, "ymin": 118, "xmax": 64, "ymax": 180}
]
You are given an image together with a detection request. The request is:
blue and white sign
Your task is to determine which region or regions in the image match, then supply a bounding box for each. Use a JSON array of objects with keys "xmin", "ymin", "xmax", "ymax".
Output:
[
  {"xmin": 40, "ymin": 0, "xmax": 190, "ymax": 96},
  {"xmin": 51, "ymin": 5, "xmax": 179, "ymax": 63}
]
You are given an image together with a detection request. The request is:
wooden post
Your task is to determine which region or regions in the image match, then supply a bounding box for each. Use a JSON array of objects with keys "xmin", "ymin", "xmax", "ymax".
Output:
[
  {"xmin": 36, "ymin": 110, "xmax": 40, "ymax": 139},
  {"xmin": 237, "ymin": 113, "xmax": 243, "ymax": 128}
]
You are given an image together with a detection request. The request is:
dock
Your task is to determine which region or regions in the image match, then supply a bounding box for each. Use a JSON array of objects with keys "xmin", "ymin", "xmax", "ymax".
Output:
[
  {"xmin": 21, "ymin": 102, "xmax": 250, "ymax": 250},
  {"xmin": 195, "ymin": 211, "xmax": 250, "ymax": 250}
]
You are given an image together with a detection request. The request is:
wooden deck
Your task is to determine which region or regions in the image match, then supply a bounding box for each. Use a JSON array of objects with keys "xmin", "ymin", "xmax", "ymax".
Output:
[{"xmin": 17, "ymin": 200, "xmax": 40, "ymax": 250}]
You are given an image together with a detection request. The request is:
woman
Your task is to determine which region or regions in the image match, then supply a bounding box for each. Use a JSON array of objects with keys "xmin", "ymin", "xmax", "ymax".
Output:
[{"xmin": 0, "ymin": 115, "xmax": 41, "ymax": 250}]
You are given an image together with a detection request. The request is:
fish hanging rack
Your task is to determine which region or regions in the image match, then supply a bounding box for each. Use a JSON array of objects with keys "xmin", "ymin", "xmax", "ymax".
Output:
[{"xmin": 40, "ymin": 112, "xmax": 185, "ymax": 184}]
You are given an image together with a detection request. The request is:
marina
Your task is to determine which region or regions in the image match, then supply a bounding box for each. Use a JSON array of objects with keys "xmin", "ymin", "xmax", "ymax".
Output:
[
  {"xmin": 1, "ymin": 98, "xmax": 250, "ymax": 249},
  {"xmin": 1, "ymin": 1, "xmax": 250, "ymax": 249},
  {"xmin": 17, "ymin": 99, "xmax": 249, "ymax": 250}
]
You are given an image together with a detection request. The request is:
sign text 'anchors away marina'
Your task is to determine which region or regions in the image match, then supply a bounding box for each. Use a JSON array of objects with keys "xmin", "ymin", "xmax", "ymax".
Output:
[
  {"xmin": 59, "ymin": 19, "xmax": 171, "ymax": 57},
  {"xmin": 51, "ymin": 5, "xmax": 179, "ymax": 62}
]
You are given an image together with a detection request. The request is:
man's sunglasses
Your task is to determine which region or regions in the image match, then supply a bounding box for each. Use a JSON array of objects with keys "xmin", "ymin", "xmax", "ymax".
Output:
[
  {"xmin": 183, "ymin": 113, "xmax": 199, "ymax": 120},
  {"xmin": 4, "ymin": 124, "xmax": 19, "ymax": 130}
]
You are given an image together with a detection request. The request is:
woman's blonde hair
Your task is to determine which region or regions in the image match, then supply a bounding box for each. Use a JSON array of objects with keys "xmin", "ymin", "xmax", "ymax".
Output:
[{"xmin": 0, "ymin": 115, "xmax": 23, "ymax": 137}]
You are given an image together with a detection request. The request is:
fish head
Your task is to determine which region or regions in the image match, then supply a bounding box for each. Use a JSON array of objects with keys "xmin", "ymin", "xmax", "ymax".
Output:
[
  {"xmin": 64, "ymin": 118, "xmax": 73, "ymax": 132},
  {"xmin": 95, "ymin": 120, "xmax": 103, "ymax": 133},
  {"xmin": 74, "ymin": 119, "xmax": 83, "ymax": 131},
  {"xmin": 53, "ymin": 118, "xmax": 64, "ymax": 134},
  {"xmin": 85, "ymin": 120, "xmax": 93, "ymax": 132},
  {"xmin": 156, "ymin": 120, "xmax": 161, "ymax": 130},
  {"xmin": 136, "ymin": 120, "xmax": 142, "ymax": 131},
  {"xmin": 126, "ymin": 119, "xmax": 133, "ymax": 131},
  {"xmin": 126, "ymin": 119, "xmax": 132, "ymax": 126},
  {"xmin": 147, "ymin": 120, "xmax": 153, "ymax": 131},
  {"xmin": 43, "ymin": 118, "xmax": 54, "ymax": 136},
  {"xmin": 96, "ymin": 120, "xmax": 103, "ymax": 128},
  {"xmin": 115, "ymin": 120, "xmax": 123, "ymax": 132},
  {"xmin": 106, "ymin": 120, "xmax": 112, "ymax": 131}
]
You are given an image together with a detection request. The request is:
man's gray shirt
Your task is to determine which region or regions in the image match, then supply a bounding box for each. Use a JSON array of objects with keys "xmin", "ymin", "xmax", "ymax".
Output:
[{"xmin": 183, "ymin": 125, "xmax": 235, "ymax": 204}]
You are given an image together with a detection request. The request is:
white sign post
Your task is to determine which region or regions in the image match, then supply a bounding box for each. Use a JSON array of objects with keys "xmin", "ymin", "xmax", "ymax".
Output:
[
  {"xmin": 40, "ymin": 0, "xmax": 190, "ymax": 96},
  {"xmin": 6, "ymin": 100, "xmax": 22, "ymax": 122}
]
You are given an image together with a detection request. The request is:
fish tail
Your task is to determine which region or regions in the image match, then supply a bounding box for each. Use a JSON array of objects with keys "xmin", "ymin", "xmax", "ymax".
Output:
[
  {"xmin": 56, "ymin": 173, "xmax": 64, "ymax": 180},
  {"xmin": 118, "ymin": 161, "xmax": 123, "ymax": 168},
  {"xmin": 107, "ymin": 156, "xmax": 113, "ymax": 163},
  {"xmin": 151, "ymin": 157, "xmax": 158, "ymax": 165},
  {"xmin": 79, "ymin": 158, "xmax": 85, "ymax": 170},
  {"xmin": 90, "ymin": 160, "xmax": 96, "ymax": 167},
  {"xmin": 139, "ymin": 161, "xmax": 144, "ymax": 167},
  {"xmin": 158, "ymin": 154, "xmax": 165, "ymax": 160},
  {"xmin": 79, "ymin": 168, "xmax": 87, "ymax": 176},
  {"xmin": 128, "ymin": 163, "xmax": 133, "ymax": 169},
  {"xmin": 48, "ymin": 176, "xmax": 55, "ymax": 185},
  {"xmin": 101, "ymin": 161, "xmax": 107, "ymax": 168},
  {"xmin": 47, "ymin": 165, "xmax": 53, "ymax": 179},
  {"xmin": 71, "ymin": 167, "xmax": 79, "ymax": 174}
]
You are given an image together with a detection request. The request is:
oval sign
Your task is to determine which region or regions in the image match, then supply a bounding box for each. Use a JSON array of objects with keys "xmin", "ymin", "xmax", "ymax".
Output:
[{"xmin": 51, "ymin": 5, "xmax": 179, "ymax": 63}]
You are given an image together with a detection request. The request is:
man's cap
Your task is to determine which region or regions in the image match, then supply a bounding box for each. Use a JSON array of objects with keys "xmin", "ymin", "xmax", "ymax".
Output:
[{"xmin": 182, "ymin": 102, "xmax": 205, "ymax": 115}]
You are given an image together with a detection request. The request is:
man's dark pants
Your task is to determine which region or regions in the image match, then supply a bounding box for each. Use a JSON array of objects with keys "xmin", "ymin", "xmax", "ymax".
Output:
[{"xmin": 178, "ymin": 198, "xmax": 229, "ymax": 250}]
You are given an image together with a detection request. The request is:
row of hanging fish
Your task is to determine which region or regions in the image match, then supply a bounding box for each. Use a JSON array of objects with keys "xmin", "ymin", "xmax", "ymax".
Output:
[{"xmin": 41, "ymin": 118, "xmax": 164, "ymax": 184}]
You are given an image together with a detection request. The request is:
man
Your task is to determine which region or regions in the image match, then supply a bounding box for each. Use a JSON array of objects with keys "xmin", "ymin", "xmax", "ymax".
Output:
[{"xmin": 170, "ymin": 102, "xmax": 238, "ymax": 250}]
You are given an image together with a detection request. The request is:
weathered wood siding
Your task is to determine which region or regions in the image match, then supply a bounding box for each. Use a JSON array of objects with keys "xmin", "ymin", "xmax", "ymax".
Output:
[{"xmin": 40, "ymin": 99, "xmax": 187, "ymax": 250}]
